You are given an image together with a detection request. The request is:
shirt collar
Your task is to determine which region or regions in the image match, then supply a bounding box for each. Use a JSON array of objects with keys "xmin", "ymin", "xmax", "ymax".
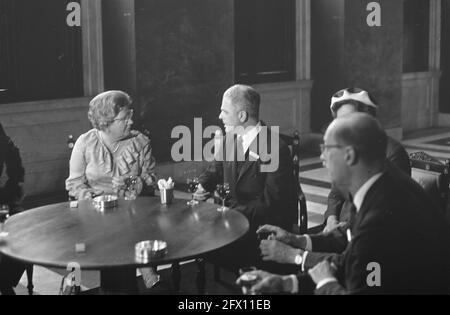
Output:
[
  {"xmin": 239, "ymin": 122, "xmax": 262, "ymax": 154},
  {"xmin": 352, "ymin": 172, "xmax": 383, "ymax": 212}
]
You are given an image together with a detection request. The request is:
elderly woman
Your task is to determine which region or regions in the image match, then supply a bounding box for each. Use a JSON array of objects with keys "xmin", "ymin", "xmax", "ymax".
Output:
[
  {"xmin": 66, "ymin": 90, "xmax": 156, "ymax": 200},
  {"xmin": 66, "ymin": 90, "xmax": 160, "ymax": 289}
]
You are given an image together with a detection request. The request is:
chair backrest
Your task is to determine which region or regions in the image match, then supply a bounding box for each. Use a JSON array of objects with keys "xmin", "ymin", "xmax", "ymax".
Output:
[
  {"xmin": 280, "ymin": 131, "xmax": 308, "ymax": 234},
  {"xmin": 409, "ymin": 151, "xmax": 450, "ymax": 213}
]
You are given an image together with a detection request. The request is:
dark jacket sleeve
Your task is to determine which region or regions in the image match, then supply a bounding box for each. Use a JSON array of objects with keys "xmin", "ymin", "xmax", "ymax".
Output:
[
  {"xmin": 316, "ymin": 224, "xmax": 387, "ymax": 295},
  {"xmin": 233, "ymin": 141, "xmax": 296, "ymax": 230},
  {"xmin": 386, "ymin": 137, "xmax": 411, "ymax": 176},
  {"xmin": 0, "ymin": 133, "xmax": 25, "ymax": 206},
  {"xmin": 298, "ymin": 249, "xmax": 347, "ymax": 295},
  {"xmin": 5, "ymin": 137, "xmax": 25, "ymax": 184},
  {"xmin": 309, "ymin": 223, "xmax": 349, "ymax": 253},
  {"xmin": 303, "ymin": 252, "xmax": 341, "ymax": 270},
  {"xmin": 198, "ymin": 160, "xmax": 223, "ymax": 194},
  {"xmin": 323, "ymin": 185, "xmax": 345, "ymax": 221}
]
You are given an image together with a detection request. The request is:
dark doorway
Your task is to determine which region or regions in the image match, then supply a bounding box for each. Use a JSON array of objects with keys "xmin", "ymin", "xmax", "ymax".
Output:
[
  {"xmin": 310, "ymin": 0, "xmax": 345, "ymax": 133},
  {"xmin": 440, "ymin": 0, "xmax": 450, "ymax": 113}
]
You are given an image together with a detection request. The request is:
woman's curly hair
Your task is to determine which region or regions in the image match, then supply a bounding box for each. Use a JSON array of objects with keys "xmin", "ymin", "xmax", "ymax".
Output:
[{"xmin": 88, "ymin": 90, "xmax": 132, "ymax": 130}]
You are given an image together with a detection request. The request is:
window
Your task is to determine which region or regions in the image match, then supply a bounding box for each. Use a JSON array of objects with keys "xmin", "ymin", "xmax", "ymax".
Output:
[
  {"xmin": 0, "ymin": 0, "xmax": 83, "ymax": 104},
  {"xmin": 235, "ymin": 0, "xmax": 295, "ymax": 84},
  {"xmin": 440, "ymin": 0, "xmax": 450, "ymax": 113},
  {"xmin": 403, "ymin": 0, "xmax": 430, "ymax": 73}
]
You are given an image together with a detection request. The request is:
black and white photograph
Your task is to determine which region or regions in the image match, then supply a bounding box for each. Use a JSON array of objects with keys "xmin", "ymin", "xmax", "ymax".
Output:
[{"xmin": 0, "ymin": 0, "xmax": 450, "ymax": 297}]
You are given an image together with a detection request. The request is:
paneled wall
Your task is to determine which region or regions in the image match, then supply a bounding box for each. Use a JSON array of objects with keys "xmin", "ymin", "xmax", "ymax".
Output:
[
  {"xmin": 402, "ymin": 72, "xmax": 441, "ymax": 132},
  {"xmin": 311, "ymin": 0, "xmax": 404, "ymax": 133},
  {"xmin": 255, "ymin": 80, "xmax": 313, "ymax": 135},
  {"xmin": 0, "ymin": 98, "xmax": 92, "ymax": 196},
  {"xmin": 134, "ymin": 0, "xmax": 235, "ymax": 162},
  {"xmin": 0, "ymin": 0, "xmax": 313, "ymax": 198}
]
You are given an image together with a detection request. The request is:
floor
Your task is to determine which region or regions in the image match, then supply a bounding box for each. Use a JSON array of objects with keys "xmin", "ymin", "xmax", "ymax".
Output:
[{"xmin": 9, "ymin": 127, "xmax": 450, "ymax": 295}]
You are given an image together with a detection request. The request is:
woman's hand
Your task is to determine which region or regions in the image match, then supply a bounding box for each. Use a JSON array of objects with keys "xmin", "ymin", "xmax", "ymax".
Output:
[
  {"xmin": 193, "ymin": 183, "xmax": 210, "ymax": 201},
  {"xmin": 113, "ymin": 175, "xmax": 144, "ymax": 197},
  {"xmin": 77, "ymin": 188, "xmax": 103, "ymax": 200},
  {"xmin": 112, "ymin": 176, "xmax": 126, "ymax": 191}
]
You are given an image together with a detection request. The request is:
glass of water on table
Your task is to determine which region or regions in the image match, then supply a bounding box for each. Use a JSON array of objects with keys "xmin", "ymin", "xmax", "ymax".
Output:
[
  {"xmin": 238, "ymin": 266, "xmax": 259, "ymax": 295},
  {"xmin": 0, "ymin": 204, "xmax": 10, "ymax": 238}
]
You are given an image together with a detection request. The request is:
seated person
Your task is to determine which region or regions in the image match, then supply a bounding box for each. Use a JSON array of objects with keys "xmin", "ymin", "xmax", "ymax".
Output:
[
  {"xmin": 65, "ymin": 90, "xmax": 159, "ymax": 289},
  {"xmin": 194, "ymin": 84, "xmax": 297, "ymax": 267},
  {"xmin": 238, "ymin": 114, "xmax": 450, "ymax": 294},
  {"xmin": 323, "ymin": 87, "xmax": 411, "ymax": 235},
  {"xmin": 258, "ymin": 88, "xmax": 413, "ymax": 268},
  {"xmin": 0, "ymin": 122, "xmax": 26, "ymax": 295}
]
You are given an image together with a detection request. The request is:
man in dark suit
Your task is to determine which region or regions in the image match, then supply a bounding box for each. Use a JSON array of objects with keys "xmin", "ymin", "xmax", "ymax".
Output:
[
  {"xmin": 322, "ymin": 87, "xmax": 411, "ymax": 234},
  {"xmin": 239, "ymin": 113, "xmax": 450, "ymax": 294},
  {"xmin": 194, "ymin": 84, "xmax": 297, "ymax": 266},
  {"xmin": 258, "ymin": 87, "xmax": 412, "ymax": 265},
  {"xmin": 0, "ymin": 122, "xmax": 26, "ymax": 295}
]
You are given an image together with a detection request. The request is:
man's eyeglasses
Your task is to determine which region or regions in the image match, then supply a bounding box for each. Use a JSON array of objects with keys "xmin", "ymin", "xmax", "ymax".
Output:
[
  {"xmin": 320, "ymin": 144, "xmax": 344, "ymax": 153},
  {"xmin": 113, "ymin": 109, "xmax": 134, "ymax": 123}
]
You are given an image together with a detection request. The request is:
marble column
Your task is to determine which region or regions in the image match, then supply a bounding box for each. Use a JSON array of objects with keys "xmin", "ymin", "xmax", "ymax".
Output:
[{"xmin": 342, "ymin": 0, "xmax": 403, "ymax": 132}]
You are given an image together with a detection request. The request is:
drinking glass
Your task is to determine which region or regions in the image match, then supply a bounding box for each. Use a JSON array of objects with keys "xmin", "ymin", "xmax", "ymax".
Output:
[
  {"xmin": 187, "ymin": 177, "xmax": 199, "ymax": 206},
  {"xmin": 238, "ymin": 266, "xmax": 259, "ymax": 295},
  {"xmin": 124, "ymin": 176, "xmax": 139, "ymax": 200},
  {"xmin": 216, "ymin": 182, "xmax": 230, "ymax": 212},
  {"xmin": 0, "ymin": 204, "xmax": 10, "ymax": 238}
]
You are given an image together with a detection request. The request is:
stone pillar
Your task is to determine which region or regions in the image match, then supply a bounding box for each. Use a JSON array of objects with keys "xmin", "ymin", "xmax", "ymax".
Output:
[
  {"xmin": 429, "ymin": 0, "xmax": 441, "ymax": 125},
  {"xmin": 134, "ymin": 0, "xmax": 234, "ymax": 161},
  {"xmin": 296, "ymin": 0, "xmax": 311, "ymax": 80},
  {"xmin": 342, "ymin": 0, "xmax": 403, "ymax": 134},
  {"xmin": 81, "ymin": 0, "xmax": 104, "ymax": 96},
  {"xmin": 311, "ymin": 0, "xmax": 404, "ymax": 136}
]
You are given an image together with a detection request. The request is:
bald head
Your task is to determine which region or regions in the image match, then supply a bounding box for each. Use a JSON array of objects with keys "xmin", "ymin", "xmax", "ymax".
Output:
[
  {"xmin": 327, "ymin": 113, "xmax": 387, "ymax": 163},
  {"xmin": 223, "ymin": 84, "xmax": 260, "ymax": 120}
]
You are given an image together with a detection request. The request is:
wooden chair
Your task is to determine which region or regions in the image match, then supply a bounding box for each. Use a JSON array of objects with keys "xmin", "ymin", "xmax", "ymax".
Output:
[
  {"xmin": 409, "ymin": 151, "xmax": 450, "ymax": 213},
  {"xmin": 25, "ymin": 265, "xmax": 33, "ymax": 295},
  {"xmin": 280, "ymin": 131, "xmax": 308, "ymax": 234}
]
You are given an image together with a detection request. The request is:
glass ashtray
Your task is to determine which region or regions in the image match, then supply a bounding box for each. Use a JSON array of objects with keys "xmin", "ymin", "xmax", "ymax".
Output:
[
  {"xmin": 92, "ymin": 195, "xmax": 118, "ymax": 210},
  {"xmin": 135, "ymin": 240, "xmax": 168, "ymax": 263}
]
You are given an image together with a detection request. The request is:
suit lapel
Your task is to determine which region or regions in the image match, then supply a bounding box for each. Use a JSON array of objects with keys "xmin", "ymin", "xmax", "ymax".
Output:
[
  {"xmin": 236, "ymin": 152, "xmax": 253, "ymax": 184},
  {"xmin": 236, "ymin": 133, "xmax": 261, "ymax": 184},
  {"xmin": 235, "ymin": 122, "xmax": 269, "ymax": 185},
  {"xmin": 352, "ymin": 171, "xmax": 387, "ymax": 231}
]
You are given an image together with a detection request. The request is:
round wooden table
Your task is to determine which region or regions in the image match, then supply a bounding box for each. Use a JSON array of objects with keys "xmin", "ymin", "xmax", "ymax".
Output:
[{"xmin": 0, "ymin": 197, "xmax": 249, "ymax": 294}]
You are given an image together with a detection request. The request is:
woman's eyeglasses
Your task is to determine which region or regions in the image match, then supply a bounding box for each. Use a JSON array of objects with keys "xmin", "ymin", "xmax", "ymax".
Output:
[{"xmin": 113, "ymin": 109, "xmax": 134, "ymax": 123}]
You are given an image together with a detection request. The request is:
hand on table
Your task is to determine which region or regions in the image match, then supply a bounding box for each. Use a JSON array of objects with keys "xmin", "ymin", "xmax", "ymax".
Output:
[
  {"xmin": 259, "ymin": 239, "xmax": 302, "ymax": 264},
  {"xmin": 193, "ymin": 184, "xmax": 210, "ymax": 201},
  {"xmin": 236, "ymin": 270, "xmax": 293, "ymax": 294},
  {"xmin": 257, "ymin": 224, "xmax": 292, "ymax": 245}
]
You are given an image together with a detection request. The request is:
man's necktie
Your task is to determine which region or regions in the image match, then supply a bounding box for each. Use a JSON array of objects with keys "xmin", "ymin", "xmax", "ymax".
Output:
[
  {"xmin": 346, "ymin": 202, "xmax": 357, "ymax": 242},
  {"xmin": 236, "ymin": 135, "xmax": 245, "ymax": 174}
]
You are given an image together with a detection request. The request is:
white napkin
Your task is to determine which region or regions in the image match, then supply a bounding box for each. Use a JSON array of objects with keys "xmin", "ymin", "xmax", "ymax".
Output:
[{"xmin": 158, "ymin": 177, "xmax": 175, "ymax": 190}]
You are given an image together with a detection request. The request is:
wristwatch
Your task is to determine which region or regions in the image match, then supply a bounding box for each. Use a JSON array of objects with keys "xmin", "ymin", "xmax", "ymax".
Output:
[{"xmin": 294, "ymin": 250, "xmax": 303, "ymax": 265}]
